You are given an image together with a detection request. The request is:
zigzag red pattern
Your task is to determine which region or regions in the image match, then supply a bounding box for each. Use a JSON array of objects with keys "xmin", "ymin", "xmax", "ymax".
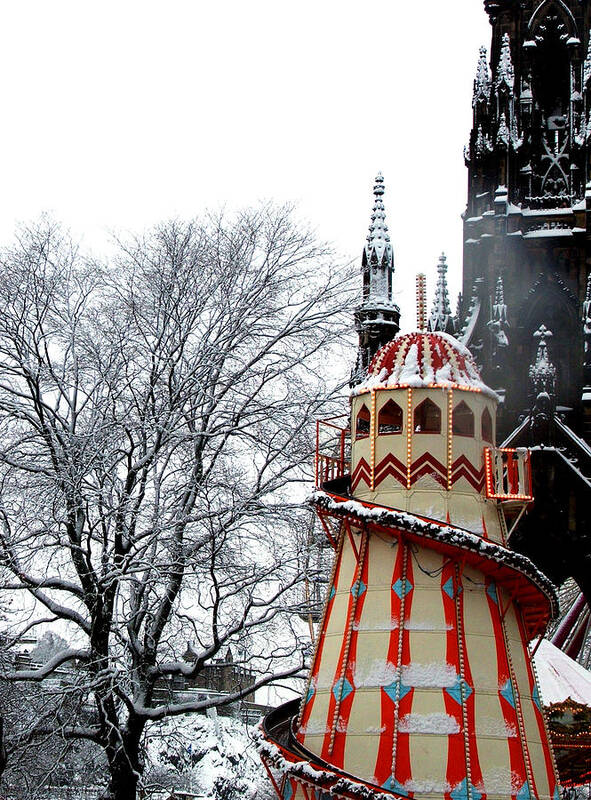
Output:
[
  {"xmin": 410, "ymin": 451, "xmax": 447, "ymax": 488},
  {"xmin": 373, "ymin": 452, "xmax": 407, "ymax": 488},
  {"xmin": 351, "ymin": 457, "xmax": 371, "ymax": 490},
  {"xmin": 451, "ymin": 454, "xmax": 485, "ymax": 492},
  {"xmin": 354, "ymin": 452, "xmax": 484, "ymax": 492}
]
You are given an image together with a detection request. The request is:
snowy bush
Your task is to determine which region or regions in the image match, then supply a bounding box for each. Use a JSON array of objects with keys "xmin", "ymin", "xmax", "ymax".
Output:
[{"xmin": 144, "ymin": 713, "xmax": 275, "ymax": 800}]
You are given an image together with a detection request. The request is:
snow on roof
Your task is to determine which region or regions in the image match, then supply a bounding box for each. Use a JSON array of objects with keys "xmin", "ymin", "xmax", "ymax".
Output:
[
  {"xmin": 533, "ymin": 638, "xmax": 591, "ymax": 707},
  {"xmin": 524, "ymin": 228, "xmax": 573, "ymax": 238},
  {"xmin": 353, "ymin": 331, "xmax": 498, "ymax": 399}
]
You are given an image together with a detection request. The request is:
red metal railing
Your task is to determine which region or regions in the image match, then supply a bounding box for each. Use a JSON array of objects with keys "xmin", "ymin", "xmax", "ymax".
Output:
[
  {"xmin": 484, "ymin": 447, "xmax": 533, "ymax": 502},
  {"xmin": 316, "ymin": 416, "xmax": 350, "ymax": 488}
]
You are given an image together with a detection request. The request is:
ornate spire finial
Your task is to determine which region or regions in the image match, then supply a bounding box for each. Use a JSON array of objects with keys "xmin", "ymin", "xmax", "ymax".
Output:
[
  {"xmin": 488, "ymin": 274, "xmax": 509, "ymax": 350},
  {"xmin": 495, "ymin": 33, "xmax": 514, "ymax": 92},
  {"xmin": 373, "ymin": 172, "xmax": 384, "ymax": 197},
  {"xmin": 428, "ymin": 253, "xmax": 455, "ymax": 334},
  {"xmin": 529, "ymin": 325, "xmax": 556, "ymax": 397},
  {"xmin": 474, "ymin": 125, "xmax": 493, "ymax": 159},
  {"xmin": 473, "ymin": 46, "xmax": 491, "ymax": 106},
  {"xmin": 363, "ymin": 172, "xmax": 393, "ymax": 277},
  {"xmin": 492, "ymin": 275, "xmax": 508, "ymax": 324},
  {"xmin": 495, "ymin": 274, "xmax": 505, "ymax": 307}
]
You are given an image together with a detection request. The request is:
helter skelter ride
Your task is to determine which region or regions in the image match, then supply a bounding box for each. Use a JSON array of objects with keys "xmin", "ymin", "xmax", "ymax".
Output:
[{"xmin": 257, "ymin": 330, "xmax": 561, "ymax": 800}]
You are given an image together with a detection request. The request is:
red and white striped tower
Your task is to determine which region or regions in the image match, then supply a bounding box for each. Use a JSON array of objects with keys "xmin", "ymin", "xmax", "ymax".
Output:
[{"xmin": 258, "ymin": 331, "xmax": 560, "ymax": 800}]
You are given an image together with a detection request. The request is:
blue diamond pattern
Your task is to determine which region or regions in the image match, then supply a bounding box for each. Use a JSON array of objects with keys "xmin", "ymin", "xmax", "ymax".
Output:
[
  {"xmin": 500, "ymin": 678, "xmax": 516, "ymax": 708},
  {"xmin": 383, "ymin": 680, "xmax": 412, "ymax": 703},
  {"xmin": 443, "ymin": 577, "xmax": 463, "ymax": 598},
  {"xmin": 517, "ymin": 782, "xmax": 531, "ymax": 800},
  {"xmin": 305, "ymin": 684, "xmax": 315, "ymax": 705},
  {"xmin": 553, "ymin": 787, "xmax": 560, "ymax": 800},
  {"xmin": 445, "ymin": 674, "xmax": 473, "ymax": 705},
  {"xmin": 451, "ymin": 780, "xmax": 482, "ymax": 800},
  {"xmin": 351, "ymin": 579, "xmax": 366, "ymax": 598},
  {"xmin": 392, "ymin": 578, "xmax": 413, "ymax": 598},
  {"xmin": 532, "ymin": 684, "xmax": 542, "ymax": 712},
  {"xmin": 328, "ymin": 585, "xmax": 336, "ymax": 601},
  {"xmin": 283, "ymin": 779, "xmax": 293, "ymax": 800},
  {"xmin": 381, "ymin": 777, "xmax": 409, "ymax": 796},
  {"xmin": 332, "ymin": 677, "xmax": 353, "ymax": 702},
  {"xmin": 486, "ymin": 582, "xmax": 499, "ymax": 605}
]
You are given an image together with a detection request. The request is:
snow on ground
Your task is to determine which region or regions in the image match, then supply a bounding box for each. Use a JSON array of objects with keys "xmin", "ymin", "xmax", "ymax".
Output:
[
  {"xmin": 533, "ymin": 638, "xmax": 591, "ymax": 707},
  {"xmin": 144, "ymin": 711, "xmax": 274, "ymax": 800}
]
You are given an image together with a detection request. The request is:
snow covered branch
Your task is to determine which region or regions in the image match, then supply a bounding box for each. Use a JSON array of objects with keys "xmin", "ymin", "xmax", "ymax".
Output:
[{"xmin": 0, "ymin": 209, "xmax": 354, "ymax": 800}]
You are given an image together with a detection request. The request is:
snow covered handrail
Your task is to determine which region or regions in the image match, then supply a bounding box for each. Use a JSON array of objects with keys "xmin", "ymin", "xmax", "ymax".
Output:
[
  {"xmin": 315, "ymin": 415, "xmax": 350, "ymax": 488},
  {"xmin": 311, "ymin": 489, "xmax": 558, "ymax": 632},
  {"xmin": 484, "ymin": 447, "xmax": 533, "ymax": 502}
]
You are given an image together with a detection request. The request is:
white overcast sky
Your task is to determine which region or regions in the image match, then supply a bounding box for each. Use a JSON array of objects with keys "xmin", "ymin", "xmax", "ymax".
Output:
[{"xmin": 0, "ymin": 1, "xmax": 491, "ymax": 328}]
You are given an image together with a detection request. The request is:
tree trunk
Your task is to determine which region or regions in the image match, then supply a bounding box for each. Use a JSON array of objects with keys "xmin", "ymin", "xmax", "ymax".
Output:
[{"xmin": 101, "ymin": 737, "xmax": 142, "ymax": 800}]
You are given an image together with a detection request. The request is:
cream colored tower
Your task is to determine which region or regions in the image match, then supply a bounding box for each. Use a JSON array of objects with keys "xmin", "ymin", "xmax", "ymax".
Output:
[{"xmin": 259, "ymin": 332, "xmax": 559, "ymax": 800}]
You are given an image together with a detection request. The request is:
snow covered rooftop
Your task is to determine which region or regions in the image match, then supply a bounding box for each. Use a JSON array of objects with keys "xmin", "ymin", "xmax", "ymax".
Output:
[
  {"xmin": 354, "ymin": 331, "xmax": 497, "ymax": 399},
  {"xmin": 534, "ymin": 638, "xmax": 591, "ymax": 707}
]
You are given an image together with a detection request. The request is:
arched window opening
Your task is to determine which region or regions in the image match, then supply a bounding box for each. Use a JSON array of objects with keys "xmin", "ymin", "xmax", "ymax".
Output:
[
  {"xmin": 414, "ymin": 398, "xmax": 441, "ymax": 434},
  {"xmin": 482, "ymin": 407, "xmax": 493, "ymax": 443},
  {"xmin": 356, "ymin": 404, "xmax": 371, "ymax": 439},
  {"xmin": 453, "ymin": 401, "xmax": 474, "ymax": 437},
  {"xmin": 532, "ymin": 16, "xmax": 570, "ymax": 122},
  {"xmin": 378, "ymin": 399, "xmax": 403, "ymax": 435}
]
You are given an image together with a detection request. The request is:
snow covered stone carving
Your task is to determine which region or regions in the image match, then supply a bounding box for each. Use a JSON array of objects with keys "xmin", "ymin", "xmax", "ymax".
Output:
[
  {"xmin": 473, "ymin": 46, "xmax": 491, "ymax": 106},
  {"xmin": 495, "ymin": 33, "xmax": 514, "ymax": 93},
  {"xmin": 529, "ymin": 325, "xmax": 557, "ymax": 398},
  {"xmin": 487, "ymin": 275, "xmax": 509, "ymax": 349},
  {"xmin": 496, "ymin": 112, "xmax": 510, "ymax": 148}
]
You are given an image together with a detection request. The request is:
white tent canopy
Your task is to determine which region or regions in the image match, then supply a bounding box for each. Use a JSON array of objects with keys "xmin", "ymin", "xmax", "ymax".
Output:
[{"xmin": 533, "ymin": 638, "xmax": 591, "ymax": 707}]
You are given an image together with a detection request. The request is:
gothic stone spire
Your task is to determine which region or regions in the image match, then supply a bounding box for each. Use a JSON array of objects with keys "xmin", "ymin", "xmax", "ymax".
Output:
[
  {"xmin": 495, "ymin": 32, "xmax": 514, "ymax": 93},
  {"xmin": 428, "ymin": 252, "xmax": 456, "ymax": 334},
  {"xmin": 352, "ymin": 174, "xmax": 400, "ymax": 385},
  {"xmin": 362, "ymin": 172, "xmax": 394, "ymax": 281},
  {"xmin": 473, "ymin": 46, "xmax": 491, "ymax": 106},
  {"xmin": 487, "ymin": 274, "xmax": 509, "ymax": 353}
]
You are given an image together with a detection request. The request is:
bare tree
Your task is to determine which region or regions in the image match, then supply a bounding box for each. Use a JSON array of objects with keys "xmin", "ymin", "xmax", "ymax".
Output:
[{"xmin": 0, "ymin": 208, "xmax": 353, "ymax": 799}]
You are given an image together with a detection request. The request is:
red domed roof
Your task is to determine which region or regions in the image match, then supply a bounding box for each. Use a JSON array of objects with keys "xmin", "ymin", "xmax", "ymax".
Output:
[{"xmin": 356, "ymin": 331, "xmax": 497, "ymax": 398}]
